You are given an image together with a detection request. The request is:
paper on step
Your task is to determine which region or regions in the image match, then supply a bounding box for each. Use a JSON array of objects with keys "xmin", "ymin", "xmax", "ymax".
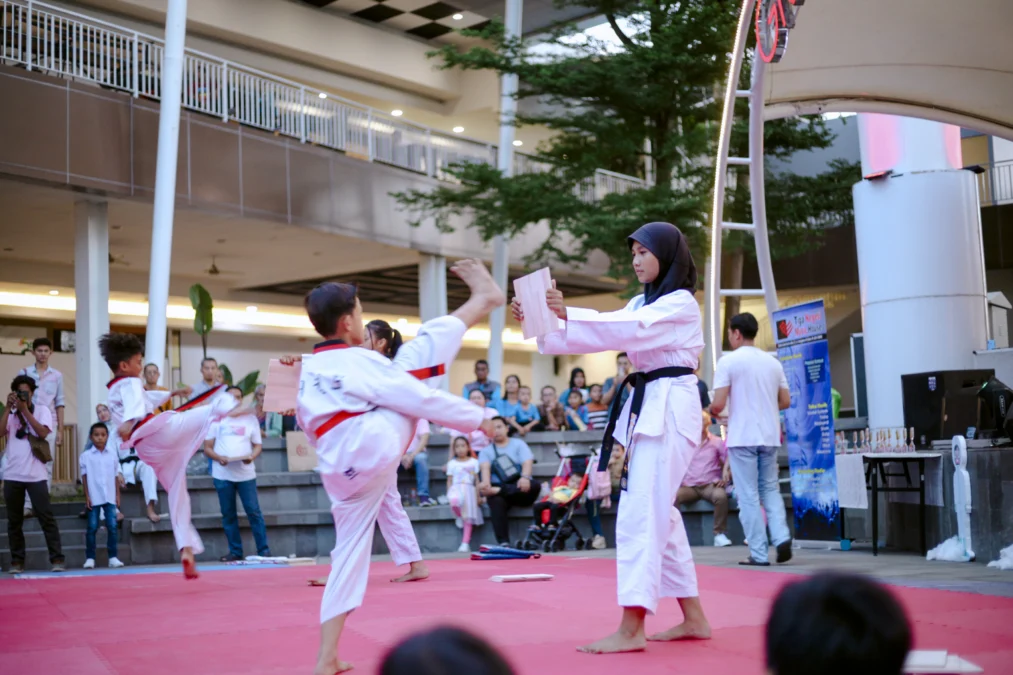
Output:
[
  {"xmin": 513, "ymin": 268, "xmax": 563, "ymax": 339},
  {"xmin": 264, "ymin": 359, "xmax": 301, "ymax": 412},
  {"xmin": 490, "ymin": 574, "xmax": 554, "ymax": 583},
  {"xmin": 904, "ymin": 650, "xmax": 983, "ymax": 674}
]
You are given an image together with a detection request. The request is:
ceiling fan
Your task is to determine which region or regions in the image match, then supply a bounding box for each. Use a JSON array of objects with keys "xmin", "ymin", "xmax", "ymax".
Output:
[
  {"xmin": 205, "ymin": 256, "xmax": 243, "ymax": 277},
  {"xmin": 108, "ymin": 252, "xmax": 130, "ymax": 267}
]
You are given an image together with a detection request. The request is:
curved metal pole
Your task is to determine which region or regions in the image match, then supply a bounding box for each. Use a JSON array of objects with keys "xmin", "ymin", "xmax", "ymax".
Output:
[
  {"xmin": 705, "ymin": 0, "xmax": 756, "ymax": 374},
  {"xmin": 749, "ymin": 47, "xmax": 779, "ymax": 321}
]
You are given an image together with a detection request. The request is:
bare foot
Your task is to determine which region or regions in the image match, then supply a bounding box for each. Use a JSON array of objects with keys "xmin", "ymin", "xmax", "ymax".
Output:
[
  {"xmin": 451, "ymin": 259, "xmax": 506, "ymax": 311},
  {"xmin": 391, "ymin": 561, "xmax": 429, "ymax": 583},
  {"xmin": 308, "ymin": 578, "xmax": 327, "ymax": 587},
  {"xmin": 647, "ymin": 620, "xmax": 712, "ymax": 642},
  {"xmin": 577, "ymin": 630, "xmax": 647, "ymax": 654},
  {"xmin": 181, "ymin": 548, "xmax": 199, "ymax": 580},
  {"xmin": 314, "ymin": 657, "xmax": 353, "ymax": 674},
  {"xmin": 146, "ymin": 505, "xmax": 161, "ymax": 523}
]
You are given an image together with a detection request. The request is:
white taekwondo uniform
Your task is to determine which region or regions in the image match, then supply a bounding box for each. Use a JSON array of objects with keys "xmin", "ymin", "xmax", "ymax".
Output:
[
  {"xmin": 296, "ymin": 323, "xmax": 485, "ymax": 623},
  {"xmin": 538, "ymin": 290, "xmax": 704, "ymax": 613},
  {"xmin": 107, "ymin": 377, "xmax": 234, "ymax": 555}
]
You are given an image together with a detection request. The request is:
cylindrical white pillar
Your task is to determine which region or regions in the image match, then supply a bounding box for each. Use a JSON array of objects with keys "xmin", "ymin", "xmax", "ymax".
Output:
[
  {"xmin": 144, "ymin": 0, "xmax": 188, "ymax": 382},
  {"xmin": 419, "ymin": 253, "xmax": 449, "ymax": 390},
  {"xmin": 854, "ymin": 115, "xmax": 988, "ymax": 430},
  {"xmin": 74, "ymin": 200, "xmax": 110, "ymax": 448},
  {"xmin": 487, "ymin": 0, "xmax": 523, "ymax": 384}
]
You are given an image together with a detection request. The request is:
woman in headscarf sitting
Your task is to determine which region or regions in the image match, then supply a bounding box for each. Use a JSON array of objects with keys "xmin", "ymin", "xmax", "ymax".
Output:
[{"xmin": 511, "ymin": 221, "xmax": 711, "ymax": 654}]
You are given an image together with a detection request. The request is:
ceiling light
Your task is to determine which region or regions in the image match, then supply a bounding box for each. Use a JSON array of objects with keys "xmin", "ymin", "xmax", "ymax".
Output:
[
  {"xmin": 452, "ymin": 13, "xmax": 464, "ymax": 20},
  {"xmin": 318, "ymin": 92, "xmax": 327, "ymax": 99},
  {"xmin": 49, "ymin": 290, "xmax": 59, "ymax": 296},
  {"xmin": 453, "ymin": 126, "xmax": 465, "ymax": 133},
  {"xmin": 246, "ymin": 305, "xmax": 258, "ymax": 313},
  {"xmin": 512, "ymin": 140, "xmax": 523, "ymax": 147},
  {"xmin": 391, "ymin": 109, "xmax": 403, "ymax": 117}
]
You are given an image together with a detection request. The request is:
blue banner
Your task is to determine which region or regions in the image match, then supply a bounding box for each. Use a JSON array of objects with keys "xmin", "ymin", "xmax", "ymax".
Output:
[{"xmin": 773, "ymin": 300, "xmax": 840, "ymax": 540}]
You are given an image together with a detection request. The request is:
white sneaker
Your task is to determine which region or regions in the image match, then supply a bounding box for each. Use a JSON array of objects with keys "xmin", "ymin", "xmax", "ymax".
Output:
[
  {"xmin": 457, "ymin": 543, "xmax": 471, "ymax": 553},
  {"xmin": 455, "ymin": 517, "xmax": 463, "ymax": 529},
  {"xmin": 743, "ymin": 538, "xmax": 749, "ymax": 546},
  {"xmin": 108, "ymin": 557, "xmax": 124, "ymax": 568},
  {"xmin": 83, "ymin": 558, "xmax": 95, "ymax": 569},
  {"xmin": 714, "ymin": 534, "xmax": 732, "ymax": 547},
  {"xmin": 591, "ymin": 535, "xmax": 606, "ymax": 550}
]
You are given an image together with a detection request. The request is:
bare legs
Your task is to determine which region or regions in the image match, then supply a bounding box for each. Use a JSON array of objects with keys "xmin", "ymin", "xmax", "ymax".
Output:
[
  {"xmin": 449, "ymin": 259, "xmax": 506, "ymax": 328},
  {"xmin": 647, "ymin": 597, "xmax": 712, "ymax": 641},
  {"xmin": 315, "ymin": 613, "xmax": 353, "ymax": 675}
]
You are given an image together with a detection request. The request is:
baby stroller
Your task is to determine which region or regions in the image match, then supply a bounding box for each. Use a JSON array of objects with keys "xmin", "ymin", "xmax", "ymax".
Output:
[{"xmin": 517, "ymin": 443, "xmax": 595, "ymax": 553}]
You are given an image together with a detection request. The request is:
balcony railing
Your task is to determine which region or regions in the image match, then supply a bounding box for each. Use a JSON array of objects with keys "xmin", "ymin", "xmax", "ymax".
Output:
[
  {"xmin": 0, "ymin": 0, "xmax": 645, "ymax": 199},
  {"xmin": 978, "ymin": 160, "xmax": 1013, "ymax": 207}
]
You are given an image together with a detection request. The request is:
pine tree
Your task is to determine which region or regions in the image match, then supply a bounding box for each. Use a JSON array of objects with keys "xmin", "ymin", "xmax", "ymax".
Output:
[{"xmin": 394, "ymin": 0, "xmax": 859, "ymax": 321}]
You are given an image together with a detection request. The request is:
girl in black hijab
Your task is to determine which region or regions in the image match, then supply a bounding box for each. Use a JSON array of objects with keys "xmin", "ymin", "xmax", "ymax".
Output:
[{"xmin": 511, "ymin": 221, "xmax": 710, "ymax": 655}]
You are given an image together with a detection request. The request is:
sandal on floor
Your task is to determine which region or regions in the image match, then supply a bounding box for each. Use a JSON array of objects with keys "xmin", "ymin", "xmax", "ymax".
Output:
[{"xmin": 739, "ymin": 558, "xmax": 771, "ymax": 567}]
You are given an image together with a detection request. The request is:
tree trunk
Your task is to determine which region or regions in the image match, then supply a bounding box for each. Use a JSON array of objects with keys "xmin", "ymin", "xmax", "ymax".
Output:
[{"xmin": 721, "ymin": 248, "xmax": 745, "ymax": 350}]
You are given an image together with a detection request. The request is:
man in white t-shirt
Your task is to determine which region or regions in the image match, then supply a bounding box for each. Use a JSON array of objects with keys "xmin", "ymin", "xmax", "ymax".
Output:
[
  {"xmin": 400, "ymin": 419, "xmax": 433, "ymax": 506},
  {"xmin": 711, "ymin": 313, "xmax": 792, "ymax": 566},
  {"xmin": 203, "ymin": 386, "xmax": 271, "ymax": 561}
]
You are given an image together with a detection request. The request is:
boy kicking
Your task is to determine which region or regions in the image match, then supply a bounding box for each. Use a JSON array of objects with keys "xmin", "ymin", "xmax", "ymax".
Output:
[
  {"xmin": 298, "ymin": 258, "xmax": 503, "ymax": 675},
  {"xmin": 99, "ymin": 333, "xmax": 239, "ymax": 579},
  {"xmin": 80, "ymin": 422, "xmax": 125, "ymax": 569}
]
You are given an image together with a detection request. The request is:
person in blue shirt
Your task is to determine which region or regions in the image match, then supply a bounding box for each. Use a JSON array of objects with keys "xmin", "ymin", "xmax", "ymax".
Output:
[
  {"xmin": 559, "ymin": 367, "xmax": 589, "ymax": 404},
  {"xmin": 508, "ymin": 385, "xmax": 541, "ymax": 436},
  {"xmin": 495, "ymin": 374, "xmax": 522, "ymax": 419},
  {"xmin": 478, "ymin": 417, "xmax": 541, "ymax": 546},
  {"xmin": 462, "ymin": 359, "xmax": 501, "ymax": 401},
  {"xmin": 564, "ymin": 388, "xmax": 589, "ymax": 431}
]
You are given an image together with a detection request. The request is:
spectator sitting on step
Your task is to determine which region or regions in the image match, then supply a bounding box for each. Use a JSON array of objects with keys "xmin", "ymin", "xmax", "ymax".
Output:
[
  {"xmin": 676, "ymin": 410, "xmax": 732, "ymax": 547},
  {"xmin": 401, "ymin": 419, "xmax": 434, "ymax": 507},
  {"xmin": 80, "ymin": 422, "xmax": 125, "ymax": 570},
  {"xmin": 203, "ymin": 386, "xmax": 271, "ymax": 562},
  {"xmin": 143, "ymin": 363, "xmax": 173, "ymax": 413},
  {"xmin": 766, "ymin": 573, "xmax": 911, "ymax": 675},
  {"xmin": 535, "ymin": 385, "xmax": 566, "ymax": 431},
  {"xmin": 448, "ymin": 391, "xmax": 493, "ymax": 461},
  {"xmin": 462, "ymin": 359, "xmax": 501, "ymax": 403},
  {"xmin": 559, "ymin": 367, "xmax": 589, "ymax": 404},
  {"xmin": 494, "ymin": 374, "xmax": 522, "ymax": 421},
  {"xmin": 252, "ymin": 384, "xmax": 283, "ymax": 438},
  {"xmin": 479, "ymin": 417, "xmax": 541, "ymax": 547},
  {"xmin": 381, "ymin": 626, "xmax": 516, "ymax": 675},
  {"xmin": 584, "ymin": 384, "xmax": 610, "ymax": 430},
  {"xmin": 563, "ymin": 389, "xmax": 589, "ymax": 431},
  {"xmin": 507, "ymin": 385, "xmax": 541, "ymax": 437}
]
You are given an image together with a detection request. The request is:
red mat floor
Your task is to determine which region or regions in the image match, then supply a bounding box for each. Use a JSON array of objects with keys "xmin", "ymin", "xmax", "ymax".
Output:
[{"xmin": 2, "ymin": 557, "xmax": 1012, "ymax": 675}]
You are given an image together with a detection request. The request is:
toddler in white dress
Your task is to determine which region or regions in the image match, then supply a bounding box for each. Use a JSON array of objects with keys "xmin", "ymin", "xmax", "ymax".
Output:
[{"xmin": 446, "ymin": 436, "xmax": 483, "ymax": 552}]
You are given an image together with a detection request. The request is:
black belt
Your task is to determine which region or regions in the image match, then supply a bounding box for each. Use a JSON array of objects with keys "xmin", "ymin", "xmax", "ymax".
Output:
[
  {"xmin": 597, "ymin": 366, "xmax": 694, "ymax": 474},
  {"xmin": 120, "ymin": 456, "xmax": 138, "ymax": 465}
]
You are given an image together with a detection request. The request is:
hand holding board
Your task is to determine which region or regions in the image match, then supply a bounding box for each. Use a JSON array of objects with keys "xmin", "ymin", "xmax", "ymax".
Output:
[
  {"xmin": 264, "ymin": 359, "xmax": 301, "ymax": 413},
  {"xmin": 513, "ymin": 268, "xmax": 563, "ymax": 339}
]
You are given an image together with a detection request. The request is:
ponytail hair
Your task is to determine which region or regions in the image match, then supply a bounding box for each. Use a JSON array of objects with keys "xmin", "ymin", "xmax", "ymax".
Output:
[{"xmin": 366, "ymin": 319, "xmax": 403, "ymax": 358}]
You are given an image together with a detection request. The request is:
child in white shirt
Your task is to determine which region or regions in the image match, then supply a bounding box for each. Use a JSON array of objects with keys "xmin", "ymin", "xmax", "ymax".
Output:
[{"xmin": 80, "ymin": 422, "xmax": 124, "ymax": 569}]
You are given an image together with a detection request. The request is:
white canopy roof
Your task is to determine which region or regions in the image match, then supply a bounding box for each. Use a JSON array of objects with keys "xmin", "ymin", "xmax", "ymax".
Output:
[{"xmin": 764, "ymin": 0, "xmax": 1013, "ymax": 140}]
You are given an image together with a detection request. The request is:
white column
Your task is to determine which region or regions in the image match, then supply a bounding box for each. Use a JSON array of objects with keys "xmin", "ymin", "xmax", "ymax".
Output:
[
  {"xmin": 853, "ymin": 114, "xmax": 989, "ymax": 430},
  {"xmin": 419, "ymin": 253, "xmax": 449, "ymax": 390},
  {"xmin": 487, "ymin": 0, "xmax": 523, "ymax": 384},
  {"xmin": 144, "ymin": 0, "xmax": 188, "ymax": 382},
  {"xmin": 74, "ymin": 201, "xmax": 110, "ymax": 448},
  {"xmin": 418, "ymin": 253, "xmax": 448, "ymax": 322}
]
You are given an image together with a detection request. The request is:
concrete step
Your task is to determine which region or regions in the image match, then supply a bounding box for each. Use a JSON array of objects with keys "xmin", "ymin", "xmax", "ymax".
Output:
[
  {"xmin": 0, "ymin": 501, "xmax": 88, "ymax": 520},
  {"xmin": 0, "ymin": 517, "xmax": 131, "ymax": 550}
]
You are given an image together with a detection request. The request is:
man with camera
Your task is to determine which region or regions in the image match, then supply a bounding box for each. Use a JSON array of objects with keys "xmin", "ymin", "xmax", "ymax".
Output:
[
  {"xmin": 1, "ymin": 375, "xmax": 65, "ymax": 573},
  {"xmin": 478, "ymin": 416, "xmax": 542, "ymax": 547},
  {"xmin": 17, "ymin": 337, "xmax": 65, "ymax": 516}
]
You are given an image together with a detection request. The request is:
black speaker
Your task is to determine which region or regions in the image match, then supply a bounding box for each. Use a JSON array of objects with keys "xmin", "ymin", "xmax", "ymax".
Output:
[
  {"xmin": 902, "ymin": 370, "xmax": 994, "ymax": 444},
  {"xmin": 979, "ymin": 377, "xmax": 1013, "ymax": 439}
]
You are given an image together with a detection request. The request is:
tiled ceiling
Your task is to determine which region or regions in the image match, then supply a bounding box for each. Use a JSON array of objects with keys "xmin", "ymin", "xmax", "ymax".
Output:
[{"xmin": 298, "ymin": 0, "xmax": 596, "ymax": 40}]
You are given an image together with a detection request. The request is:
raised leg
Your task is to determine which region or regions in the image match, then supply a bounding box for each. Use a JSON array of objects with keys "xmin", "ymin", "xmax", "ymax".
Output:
[{"xmin": 448, "ymin": 259, "xmax": 506, "ymax": 328}]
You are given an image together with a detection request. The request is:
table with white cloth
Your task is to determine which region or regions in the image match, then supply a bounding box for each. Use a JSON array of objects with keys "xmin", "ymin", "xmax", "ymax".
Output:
[{"xmin": 836, "ymin": 452, "xmax": 943, "ymax": 556}]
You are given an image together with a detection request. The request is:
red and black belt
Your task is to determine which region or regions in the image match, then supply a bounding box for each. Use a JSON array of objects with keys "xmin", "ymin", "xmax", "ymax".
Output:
[
  {"xmin": 129, "ymin": 384, "xmax": 227, "ymax": 439},
  {"xmin": 311, "ymin": 363, "xmax": 446, "ymax": 440}
]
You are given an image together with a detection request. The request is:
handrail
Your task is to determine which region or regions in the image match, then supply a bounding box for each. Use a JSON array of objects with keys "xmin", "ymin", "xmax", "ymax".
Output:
[
  {"xmin": 977, "ymin": 159, "xmax": 1013, "ymax": 207},
  {"xmin": 0, "ymin": 0, "xmax": 645, "ymax": 199}
]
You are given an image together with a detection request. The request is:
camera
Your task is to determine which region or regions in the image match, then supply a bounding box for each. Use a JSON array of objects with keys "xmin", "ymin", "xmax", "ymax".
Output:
[{"xmin": 16, "ymin": 390, "xmax": 30, "ymax": 402}]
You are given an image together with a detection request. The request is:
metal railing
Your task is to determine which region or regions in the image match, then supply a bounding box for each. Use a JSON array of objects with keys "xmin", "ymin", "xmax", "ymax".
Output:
[
  {"xmin": 978, "ymin": 160, "xmax": 1013, "ymax": 207},
  {"xmin": 1, "ymin": 0, "xmax": 645, "ymax": 199}
]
